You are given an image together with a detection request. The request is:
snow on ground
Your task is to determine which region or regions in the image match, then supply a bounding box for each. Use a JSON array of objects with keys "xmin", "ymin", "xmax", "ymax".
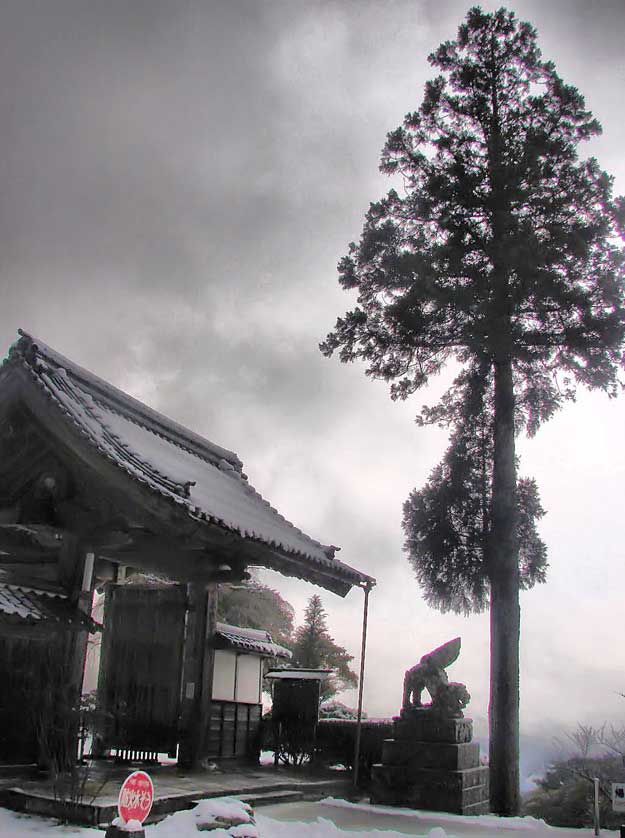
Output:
[
  {"xmin": 0, "ymin": 808, "xmax": 101, "ymax": 838},
  {"xmin": 256, "ymin": 798, "xmax": 619, "ymax": 838},
  {"xmin": 0, "ymin": 797, "xmax": 619, "ymax": 838},
  {"xmin": 319, "ymin": 797, "xmax": 552, "ymax": 830}
]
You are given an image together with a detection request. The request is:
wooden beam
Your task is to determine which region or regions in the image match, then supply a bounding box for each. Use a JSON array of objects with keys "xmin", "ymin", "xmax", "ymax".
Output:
[
  {"xmin": 0, "ymin": 553, "xmax": 59, "ymax": 565},
  {"xmin": 98, "ymin": 549, "xmax": 248, "ymax": 585},
  {"xmin": 0, "ymin": 563, "xmax": 59, "ymax": 584},
  {"xmin": 0, "ymin": 524, "xmax": 65, "ymax": 559},
  {"xmin": 99, "ymin": 547, "xmax": 198, "ymax": 583},
  {"xmin": 87, "ymin": 529, "xmax": 134, "ymax": 552},
  {"xmin": 98, "ymin": 530, "xmax": 247, "ymax": 583}
]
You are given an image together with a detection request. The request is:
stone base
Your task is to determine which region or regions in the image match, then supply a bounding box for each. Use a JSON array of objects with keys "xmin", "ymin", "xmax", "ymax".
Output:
[
  {"xmin": 370, "ymin": 710, "xmax": 489, "ymax": 815},
  {"xmin": 382, "ymin": 739, "xmax": 480, "ymax": 771},
  {"xmin": 370, "ymin": 763, "xmax": 489, "ymax": 813}
]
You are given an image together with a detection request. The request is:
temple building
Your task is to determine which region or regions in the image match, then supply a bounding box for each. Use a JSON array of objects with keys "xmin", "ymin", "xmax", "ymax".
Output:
[{"xmin": 0, "ymin": 330, "xmax": 374, "ymax": 767}]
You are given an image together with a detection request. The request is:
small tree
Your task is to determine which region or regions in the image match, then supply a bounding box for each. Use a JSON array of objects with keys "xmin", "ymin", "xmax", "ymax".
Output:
[
  {"xmin": 291, "ymin": 595, "xmax": 358, "ymax": 701},
  {"xmin": 322, "ymin": 6, "xmax": 625, "ymax": 814}
]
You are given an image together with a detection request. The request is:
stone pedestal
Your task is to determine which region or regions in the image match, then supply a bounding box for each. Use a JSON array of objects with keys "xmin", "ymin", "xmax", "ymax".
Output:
[{"xmin": 370, "ymin": 709, "xmax": 489, "ymax": 815}]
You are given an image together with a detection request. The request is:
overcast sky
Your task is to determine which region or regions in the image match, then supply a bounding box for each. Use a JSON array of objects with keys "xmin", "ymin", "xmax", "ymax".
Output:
[{"xmin": 2, "ymin": 0, "xmax": 624, "ymax": 779}]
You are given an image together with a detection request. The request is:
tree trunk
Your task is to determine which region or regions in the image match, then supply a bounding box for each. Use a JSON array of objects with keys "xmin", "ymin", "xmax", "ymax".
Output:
[{"xmin": 488, "ymin": 352, "xmax": 520, "ymax": 815}]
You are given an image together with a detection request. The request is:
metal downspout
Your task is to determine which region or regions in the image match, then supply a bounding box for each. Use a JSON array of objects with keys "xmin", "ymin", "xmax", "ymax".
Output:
[{"xmin": 353, "ymin": 581, "xmax": 372, "ymax": 787}]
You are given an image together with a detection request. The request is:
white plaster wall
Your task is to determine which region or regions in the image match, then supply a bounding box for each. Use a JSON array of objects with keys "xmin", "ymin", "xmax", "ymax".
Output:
[
  {"xmin": 212, "ymin": 649, "xmax": 237, "ymax": 700},
  {"xmin": 235, "ymin": 655, "xmax": 261, "ymax": 704}
]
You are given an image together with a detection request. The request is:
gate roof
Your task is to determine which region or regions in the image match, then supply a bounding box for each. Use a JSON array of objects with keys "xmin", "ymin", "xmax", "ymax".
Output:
[{"xmin": 1, "ymin": 331, "xmax": 374, "ymax": 596}]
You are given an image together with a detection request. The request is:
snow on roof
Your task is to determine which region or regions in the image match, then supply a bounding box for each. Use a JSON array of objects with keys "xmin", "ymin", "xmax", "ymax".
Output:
[
  {"xmin": 5, "ymin": 331, "xmax": 375, "ymax": 595},
  {"xmin": 265, "ymin": 668, "xmax": 333, "ymax": 680},
  {"xmin": 215, "ymin": 622, "xmax": 292, "ymax": 659},
  {"xmin": 9, "ymin": 330, "xmax": 242, "ymax": 470}
]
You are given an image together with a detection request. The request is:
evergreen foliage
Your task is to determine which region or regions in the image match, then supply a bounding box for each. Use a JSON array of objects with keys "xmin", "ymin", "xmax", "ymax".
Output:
[
  {"xmin": 217, "ymin": 581, "xmax": 294, "ymax": 648},
  {"xmin": 321, "ymin": 6, "xmax": 625, "ymax": 814},
  {"xmin": 402, "ymin": 367, "xmax": 547, "ymax": 615},
  {"xmin": 291, "ymin": 595, "xmax": 358, "ymax": 701},
  {"xmin": 319, "ymin": 700, "xmax": 362, "ymax": 721}
]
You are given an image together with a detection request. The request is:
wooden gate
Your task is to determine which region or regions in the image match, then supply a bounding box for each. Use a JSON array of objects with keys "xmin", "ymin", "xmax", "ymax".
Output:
[{"xmin": 97, "ymin": 584, "xmax": 187, "ymax": 757}]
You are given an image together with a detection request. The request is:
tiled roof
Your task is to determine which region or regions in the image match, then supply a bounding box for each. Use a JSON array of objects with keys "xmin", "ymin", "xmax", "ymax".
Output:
[
  {"xmin": 3, "ymin": 331, "xmax": 375, "ymax": 596},
  {"xmin": 0, "ymin": 582, "xmax": 99, "ymax": 630},
  {"xmin": 215, "ymin": 622, "xmax": 292, "ymax": 659}
]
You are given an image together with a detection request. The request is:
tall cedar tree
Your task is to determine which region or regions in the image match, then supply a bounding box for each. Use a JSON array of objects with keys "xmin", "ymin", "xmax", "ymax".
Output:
[
  {"xmin": 291, "ymin": 595, "xmax": 358, "ymax": 702},
  {"xmin": 321, "ymin": 7, "xmax": 625, "ymax": 815}
]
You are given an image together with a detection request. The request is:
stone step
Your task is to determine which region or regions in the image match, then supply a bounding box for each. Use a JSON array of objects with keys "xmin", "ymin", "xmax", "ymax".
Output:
[
  {"xmin": 381, "ymin": 739, "xmax": 481, "ymax": 771},
  {"xmin": 462, "ymin": 798, "xmax": 491, "ymax": 815}
]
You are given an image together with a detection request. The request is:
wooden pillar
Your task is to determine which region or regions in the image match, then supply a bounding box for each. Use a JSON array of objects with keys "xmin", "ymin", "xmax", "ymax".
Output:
[
  {"xmin": 178, "ymin": 582, "xmax": 217, "ymax": 767},
  {"xmin": 69, "ymin": 548, "xmax": 95, "ymax": 684},
  {"xmin": 66, "ymin": 545, "xmax": 95, "ymax": 693},
  {"xmin": 92, "ymin": 583, "xmax": 113, "ymax": 759}
]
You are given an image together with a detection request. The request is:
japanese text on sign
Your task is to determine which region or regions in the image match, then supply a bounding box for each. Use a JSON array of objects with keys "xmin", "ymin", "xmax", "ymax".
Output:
[{"xmin": 118, "ymin": 771, "xmax": 154, "ymax": 824}]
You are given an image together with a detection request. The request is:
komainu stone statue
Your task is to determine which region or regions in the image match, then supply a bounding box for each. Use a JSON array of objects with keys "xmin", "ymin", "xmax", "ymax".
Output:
[
  {"xmin": 371, "ymin": 635, "xmax": 488, "ymax": 813},
  {"xmin": 402, "ymin": 637, "xmax": 470, "ymax": 718}
]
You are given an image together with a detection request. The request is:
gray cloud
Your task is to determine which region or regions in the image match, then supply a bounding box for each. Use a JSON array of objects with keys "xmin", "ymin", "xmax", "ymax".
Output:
[{"xmin": 1, "ymin": 0, "xmax": 624, "ymax": 746}]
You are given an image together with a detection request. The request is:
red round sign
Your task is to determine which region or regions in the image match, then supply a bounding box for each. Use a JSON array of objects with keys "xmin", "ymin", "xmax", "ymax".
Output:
[{"xmin": 118, "ymin": 770, "xmax": 154, "ymax": 824}]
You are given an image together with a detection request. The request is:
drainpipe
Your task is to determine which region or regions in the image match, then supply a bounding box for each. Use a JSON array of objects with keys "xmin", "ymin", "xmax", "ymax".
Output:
[{"xmin": 353, "ymin": 581, "xmax": 372, "ymax": 788}]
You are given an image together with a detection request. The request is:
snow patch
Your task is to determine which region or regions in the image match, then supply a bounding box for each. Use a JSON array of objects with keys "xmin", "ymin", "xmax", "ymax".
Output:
[
  {"xmin": 149, "ymin": 797, "xmax": 254, "ymax": 837},
  {"xmin": 320, "ymin": 797, "xmax": 551, "ymax": 830},
  {"xmin": 112, "ymin": 816, "xmax": 145, "ymax": 832},
  {"xmin": 192, "ymin": 796, "xmax": 253, "ymax": 827}
]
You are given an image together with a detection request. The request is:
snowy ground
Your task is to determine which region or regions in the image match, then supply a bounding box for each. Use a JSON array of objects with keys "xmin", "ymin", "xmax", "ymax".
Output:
[
  {"xmin": 256, "ymin": 798, "xmax": 615, "ymax": 837},
  {"xmin": 0, "ymin": 797, "xmax": 616, "ymax": 838}
]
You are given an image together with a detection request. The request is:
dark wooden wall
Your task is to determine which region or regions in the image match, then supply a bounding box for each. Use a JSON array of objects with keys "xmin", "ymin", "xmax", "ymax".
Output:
[
  {"xmin": 0, "ymin": 631, "xmax": 43, "ymax": 762},
  {"xmin": 0, "ymin": 626, "xmax": 68, "ymax": 765},
  {"xmin": 206, "ymin": 701, "xmax": 261, "ymax": 760}
]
